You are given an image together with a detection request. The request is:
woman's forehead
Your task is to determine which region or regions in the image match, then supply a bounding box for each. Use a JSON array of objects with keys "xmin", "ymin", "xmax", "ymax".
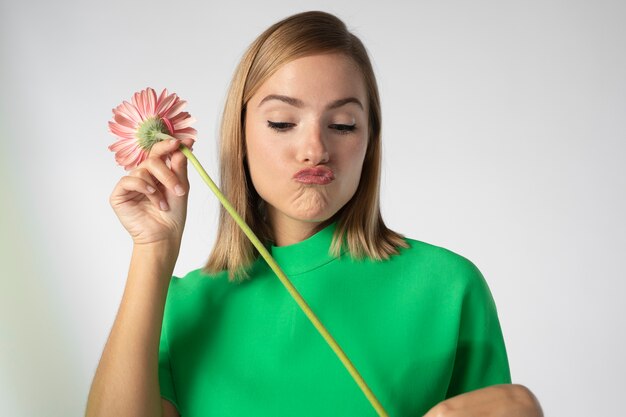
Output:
[{"xmin": 250, "ymin": 53, "xmax": 367, "ymax": 108}]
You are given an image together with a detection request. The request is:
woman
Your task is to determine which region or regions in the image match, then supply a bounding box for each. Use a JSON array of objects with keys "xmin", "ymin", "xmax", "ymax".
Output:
[{"xmin": 86, "ymin": 11, "xmax": 542, "ymax": 417}]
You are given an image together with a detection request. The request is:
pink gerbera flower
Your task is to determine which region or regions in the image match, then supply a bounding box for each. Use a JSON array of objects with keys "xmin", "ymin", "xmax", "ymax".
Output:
[{"xmin": 108, "ymin": 87, "xmax": 197, "ymax": 170}]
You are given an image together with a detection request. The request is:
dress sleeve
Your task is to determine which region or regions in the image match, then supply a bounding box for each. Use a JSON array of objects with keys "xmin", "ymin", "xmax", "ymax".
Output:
[
  {"xmin": 445, "ymin": 261, "xmax": 512, "ymax": 397},
  {"xmin": 158, "ymin": 285, "xmax": 181, "ymax": 412}
]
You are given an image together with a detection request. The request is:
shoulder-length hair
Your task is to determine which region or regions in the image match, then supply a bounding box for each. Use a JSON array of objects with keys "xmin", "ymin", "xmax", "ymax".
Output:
[{"xmin": 204, "ymin": 10, "xmax": 408, "ymax": 281}]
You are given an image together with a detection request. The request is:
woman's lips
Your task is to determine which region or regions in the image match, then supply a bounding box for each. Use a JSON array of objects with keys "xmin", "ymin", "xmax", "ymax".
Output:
[{"xmin": 293, "ymin": 167, "xmax": 335, "ymax": 185}]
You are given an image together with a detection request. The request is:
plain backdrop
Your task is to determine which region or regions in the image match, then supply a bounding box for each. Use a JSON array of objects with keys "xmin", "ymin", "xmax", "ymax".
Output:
[{"xmin": 1, "ymin": 1, "xmax": 624, "ymax": 416}]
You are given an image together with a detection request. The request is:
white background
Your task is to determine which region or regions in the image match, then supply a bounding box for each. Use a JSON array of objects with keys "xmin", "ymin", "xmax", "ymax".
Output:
[{"xmin": 1, "ymin": 1, "xmax": 624, "ymax": 416}]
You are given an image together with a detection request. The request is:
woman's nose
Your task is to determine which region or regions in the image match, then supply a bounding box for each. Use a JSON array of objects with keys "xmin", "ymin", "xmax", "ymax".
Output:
[{"xmin": 296, "ymin": 124, "xmax": 329, "ymax": 165}]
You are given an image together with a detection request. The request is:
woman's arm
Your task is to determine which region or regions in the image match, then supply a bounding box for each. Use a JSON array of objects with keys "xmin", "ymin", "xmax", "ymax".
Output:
[
  {"xmin": 85, "ymin": 243, "xmax": 178, "ymax": 417},
  {"xmin": 423, "ymin": 384, "xmax": 543, "ymax": 417},
  {"xmin": 85, "ymin": 138, "xmax": 192, "ymax": 417}
]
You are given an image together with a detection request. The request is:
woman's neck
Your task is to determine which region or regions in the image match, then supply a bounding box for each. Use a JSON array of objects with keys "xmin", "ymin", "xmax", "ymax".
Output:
[{"xmin": 269, "ymin": 215, "xmax": 333, "ymax": 247}]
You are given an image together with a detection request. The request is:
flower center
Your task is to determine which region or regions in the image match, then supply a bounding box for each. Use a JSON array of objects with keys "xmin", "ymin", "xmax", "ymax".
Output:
[{"xmin": 135, "ymin": 116, "xmax": 171, "ymax": 150}]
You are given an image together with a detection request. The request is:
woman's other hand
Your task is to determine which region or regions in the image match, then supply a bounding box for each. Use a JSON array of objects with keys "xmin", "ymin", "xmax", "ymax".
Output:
[
  {"xmin": 109, "ymin": 138, "xmax": 194, "ymax": 246},
  {"xmin": 423, "ymin": 384, "xmax": 543, "ymax": 417}
]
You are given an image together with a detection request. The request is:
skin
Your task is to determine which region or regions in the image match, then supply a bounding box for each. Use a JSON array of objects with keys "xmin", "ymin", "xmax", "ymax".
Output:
[
  {"xmin": 422, "ymin": 384, "xmax": 544, "ymax": 417},
  {"xmin": 85, "ymin": 54, "xmax": 542, "ymax": 417},
  {"xmin": 245, "ymin": 53, "xmax": 369, "ymax": 246}
]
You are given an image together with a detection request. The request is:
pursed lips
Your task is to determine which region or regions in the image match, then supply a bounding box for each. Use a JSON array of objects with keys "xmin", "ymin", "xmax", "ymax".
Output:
[{"xmin": 293, "ymin": 167, "xmax": 335, "ymax": 185}]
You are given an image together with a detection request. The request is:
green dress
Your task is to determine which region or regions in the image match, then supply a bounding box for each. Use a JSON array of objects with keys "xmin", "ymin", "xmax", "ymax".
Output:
[{"xmin": 159, "ymin": 222, "xmax": 511, "ymax": 416}]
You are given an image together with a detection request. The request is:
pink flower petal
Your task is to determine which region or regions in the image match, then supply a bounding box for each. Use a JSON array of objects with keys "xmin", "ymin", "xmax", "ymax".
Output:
[
  {"xmin": 132, "ymin": 90, "xmax": 148, "ymax": 119},
  {"xmin": 117, "ymin": 152, "xmax": 140, "ymax": 170},
  {"xmin": 156, "ymin": 88, "xmax": 169, "ymax": 107},
  {"xmin": 120, "ymin": 145, "xmax": 144, "ymax": 160},
  {"xmin": 146, "ymin": 88, "xmax": 157, "ymax": 116},
  {"xmin": 169, "ymin": 111, "xmax": 189, "ymax": 123},
  {"xmin": 139, "ymin": 89, "xmax": 149, "ymax": 117},
  {"xmin": 113, "ymin": 113, "xmax": 137, "ymax": 129},
  {"xmin": 108, "ymin": 137, "xmax": 137, "ymax": 152},
  {"xmin": 131, "ymin": 91, "xmax": 142, "ymax": 114},
  {"xmin": 118, "ymin": 146, "xmax": 141, "ymax": 160},
  {"xmin": 165, "ymin": 100, "xmax": 187, "ymax": 119},
  {"xmin": 115, "ymin": 145, "xmax": 145, "ymax": 170},
  {"xmin": 122, "ymin": 100, "xmax": 144, "ymax": 123},
  {"xmin": 161, "ymin": 117, "xmax": 174, "ymax": 135},
  {"xmin": 123, "ymin": 148, "xmax": 148, "ymax": 170},
  {"xmin": 173, "ymin": 115, "xmax": 197, "ymax": 130},
  {"xmin": 113, "ymin": 148, "xmax": 135, "ymax": 162},
  {"xmin": 175, "ymin": 127, "xmax": 198, "ymax": 135},
  {"xmin": 156, "ymin": 93, "xmax": 177, "ymax": 116},
  {"xmin": 109, "ymin": 121, "xmax": 136, "ymax": 136},
  {"xmin": 173, "ymin": 132, "xmax": 197, "ymax": 140},
  {"xmin": 108, "ymin": 122, "xmax": 136, "ymax": 140},
  {"xmin": 113, "ymin": 105, "xmax": 138, "ymax": 124}
]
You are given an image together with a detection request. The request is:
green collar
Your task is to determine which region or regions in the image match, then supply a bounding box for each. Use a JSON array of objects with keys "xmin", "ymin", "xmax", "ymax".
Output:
[{"xmin": 268, "ymin": 222, "xmax": 344, "ymax": 276}]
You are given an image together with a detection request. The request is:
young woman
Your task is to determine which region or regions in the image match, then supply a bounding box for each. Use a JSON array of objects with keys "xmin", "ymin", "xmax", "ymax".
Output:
[{"xmin": 86, "ymin": 11, "xmax": 542, "ymax": 417}]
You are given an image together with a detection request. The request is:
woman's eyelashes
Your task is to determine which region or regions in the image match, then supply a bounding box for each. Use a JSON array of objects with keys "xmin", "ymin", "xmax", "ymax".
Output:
[
  {"xmin": 267, "ymin": 120, "xmax": 356, "ymax": 134},
  {"xmin": 329, "ymin": 123, "xmax": 357, "ymax": 134},
  {"xmin": 266, "ymin": 121, "xmax": 294, "ymax": 131}
]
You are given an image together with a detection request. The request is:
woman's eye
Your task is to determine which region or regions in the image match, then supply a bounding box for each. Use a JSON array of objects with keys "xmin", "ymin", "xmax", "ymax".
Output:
[
  {"xmin": 267, "ymin": 121, "xmax": 294, "ymax": 132},
  {"xmin": 330, "ymin": 124, "xmax": 356, "ymax": 134},
  {"xmin": 267, "ymin": 121, "xmax": 356, "ymax": 134}
]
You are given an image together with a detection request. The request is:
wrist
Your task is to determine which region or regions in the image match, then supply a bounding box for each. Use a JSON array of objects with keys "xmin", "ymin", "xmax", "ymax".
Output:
[{"xmin": 132, "ymin": 240, "xmax": 181, "ymax": 268}]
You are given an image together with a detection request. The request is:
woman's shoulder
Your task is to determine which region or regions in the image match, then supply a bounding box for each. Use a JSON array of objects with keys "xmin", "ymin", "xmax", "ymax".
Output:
[
  {"xmin": 167, "ymin": 257, "xmax": 266, "ymax": 294},
  {"xmin": 394, "ymin": 235, "xmax": 487, "ymax": 288},
  {"xmin": 166, "ymin": 267, "xmax": 232, "ymax": 296},
  {"xmin": 173, "ymin": 267, "xmax": 226, "ymax": 281},
  {"xmin": 399, "ymin": 235, "xmax": 477, "ymax": 265},
  {"xmin": 163, "ymin": 266, "xmax": 242, "ymax": 318}
]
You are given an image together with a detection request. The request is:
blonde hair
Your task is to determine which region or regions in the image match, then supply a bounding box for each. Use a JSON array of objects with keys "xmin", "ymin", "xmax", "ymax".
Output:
[{"xmin": 204, "ymin": 10, "xmax": 408, "ymax": 281}]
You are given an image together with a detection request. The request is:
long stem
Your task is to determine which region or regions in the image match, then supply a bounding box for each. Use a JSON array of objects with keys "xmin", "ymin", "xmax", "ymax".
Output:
[{"xmin": 176, "ymin": 142, "xmax": 389, "ymax": 417}]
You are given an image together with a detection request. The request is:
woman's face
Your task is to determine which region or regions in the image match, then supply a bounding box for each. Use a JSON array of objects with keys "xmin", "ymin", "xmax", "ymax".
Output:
[{"xmin": 244, "ymin": 53, "xmax": 369, "ymax": 238}]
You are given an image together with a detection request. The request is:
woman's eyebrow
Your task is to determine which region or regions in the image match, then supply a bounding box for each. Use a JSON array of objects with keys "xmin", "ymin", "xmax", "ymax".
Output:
[{"xmin": 258, "ymin": 94, "xmax": 363, "ymax": 110}]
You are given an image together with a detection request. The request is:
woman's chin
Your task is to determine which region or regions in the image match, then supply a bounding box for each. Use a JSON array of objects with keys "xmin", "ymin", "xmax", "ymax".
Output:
[{"xmin": 271, "ymin": 208, "xmax": 337, "ymax": 227}]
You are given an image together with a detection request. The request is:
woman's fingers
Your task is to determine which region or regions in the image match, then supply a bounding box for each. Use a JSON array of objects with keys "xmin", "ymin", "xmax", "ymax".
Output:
[
  {"xmin": 116, "ymin": 137, "xmax": 194, "ymax": 213},
  {"xmin": 170, "ymin": 146, "xmax": 188, "ymax": 185},
  {"xmin": 180, "ymin": 138, "xmax": 195, "ymax": 149},
  {"xmin": 128, "ymin": 168, "xmax": 170, "ymax": 211},
  {"xmin": 143, "ymin": 139, "xmax": 188, "ymax": 197},
  {"xmin": 108, "ymin": 138, "xmax": 194, "ymax": 245},
  {"xmin": 110, "ymin": 175, "xmax": 168, "ymax": 211},
  {"xmin": 171, "ymin": 138, "xmax": 194, "ymax": 184}
]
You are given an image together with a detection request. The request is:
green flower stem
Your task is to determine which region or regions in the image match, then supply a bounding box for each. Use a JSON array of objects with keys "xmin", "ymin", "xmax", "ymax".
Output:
[{"xmin": 176, "ymin": 142, "xmax": 389, "ymax": 417}]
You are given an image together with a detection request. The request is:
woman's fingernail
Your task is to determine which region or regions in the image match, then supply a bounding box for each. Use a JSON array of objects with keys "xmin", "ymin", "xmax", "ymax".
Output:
[
  {"xmin": 160, "ymin": 200, "xmax": 169, "ymax": 211},
  {"xmin": 147, "ymin": 185, "xmax": 156, "ymax": 194},
  {"xmin": 174, "ymin": 185, "xmax": 185, "ymax": 196}
]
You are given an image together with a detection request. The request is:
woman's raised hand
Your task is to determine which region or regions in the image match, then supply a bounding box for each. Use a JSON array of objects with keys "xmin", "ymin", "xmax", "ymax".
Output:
[{"xmin": 109, "ymin": 138, "xmax": 195, "ymax": 246}]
